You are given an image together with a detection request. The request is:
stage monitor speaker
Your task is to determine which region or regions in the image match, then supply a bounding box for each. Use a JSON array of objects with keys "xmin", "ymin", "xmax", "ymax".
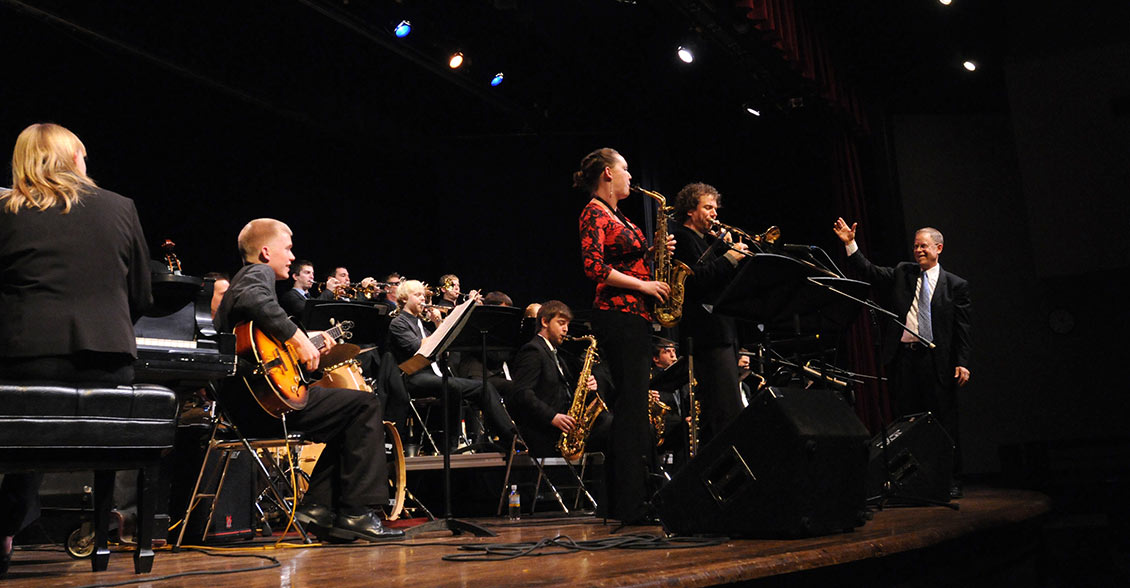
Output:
[
  {"xmin": 866, "ymin": 412, "xmax": 953, "ymax": 503},
  {"xmin": 654, "ymin": 388, "xmax": 870, "ymax": 538},
  {"xmin": 183, "ymin": 447, "xmax": 257, "ymax": 544}
]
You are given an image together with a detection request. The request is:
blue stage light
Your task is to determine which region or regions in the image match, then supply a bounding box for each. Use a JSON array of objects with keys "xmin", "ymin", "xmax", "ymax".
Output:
[
  {"xmin": 490, "ymin": 73, "xmax": 504, "ymax": 87},
  {"xmin": 394, "ymin": 20, "xmax": 411, "ymax": 38}
]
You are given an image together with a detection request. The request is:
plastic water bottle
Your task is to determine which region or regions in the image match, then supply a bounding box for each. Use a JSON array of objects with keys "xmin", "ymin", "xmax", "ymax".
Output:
[{"xmin": 507, "ymin": 485, "xmax": 521, "ymax": 520}]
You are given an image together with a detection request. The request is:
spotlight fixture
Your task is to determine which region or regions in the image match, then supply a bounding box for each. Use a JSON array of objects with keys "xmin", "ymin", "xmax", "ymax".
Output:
[
  {"xmin": 677, "ymin": 45, "xmax": 694, "ymax": 64},
  {"xmin": 742, "ymin": 102, "xmax": 761, "ymax": 116},
  {"xmin": 938, "ymin": 0, "xmax": 952, "ymax": 5},
  {"xmin": 393, "ymin": 20, "xmax": 412, "ymax": 38},
  {"xmin": 963, "ymin": 60, "xmax": 977, "ymax": 71},
  {"xmin": 490, "ymin": 73, "xmax": 505, "ymax": 87},
  {"xmin": 448, "ymin": 52, "xmax": 464, "ymax": 69}
]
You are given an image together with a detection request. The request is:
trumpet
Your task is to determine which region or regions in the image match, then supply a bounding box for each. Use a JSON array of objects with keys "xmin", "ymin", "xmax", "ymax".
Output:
[{"xmin": 710, "ymin": 220, "xmax": 781, "ymax": 248}]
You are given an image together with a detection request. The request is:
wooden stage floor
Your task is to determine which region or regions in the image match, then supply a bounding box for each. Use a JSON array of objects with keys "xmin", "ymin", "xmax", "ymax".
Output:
[{"xmin": 1, "ymin": 487, "xmax": 1049, "ymax": 587}]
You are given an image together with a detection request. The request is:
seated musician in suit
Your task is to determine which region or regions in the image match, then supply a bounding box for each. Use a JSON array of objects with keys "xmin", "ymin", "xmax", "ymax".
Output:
[
  {"xmin": 435, "ymin": 273, "xmax": 461, "ymax": 309},
  {"xmin": 213, "ymin": 218, "xmax": 402, "ymax": 541},
  {"xmin": 279, "ymin": 259, "xmax": 315, "ymax": 318},
  {"xmin": 386, "ymin": 280, "xmax": 515, "ymax": 452},
  {"xmin": 649, "ymin": 337, "xmax": 688, "ymax": 463},
  {"xmin": 509, "ymin": 301, "xmax": 611, "ymax": 457}
]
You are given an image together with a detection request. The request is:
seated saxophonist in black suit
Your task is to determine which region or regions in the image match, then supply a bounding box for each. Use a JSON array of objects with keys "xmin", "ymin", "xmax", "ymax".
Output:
[
  {"xmin": 509, "ymin": 301, "xmax": 611, "ymax": 458},
  {"xmin": 386, "ymin": 279, "xmax": 514, "ymax": 452}
]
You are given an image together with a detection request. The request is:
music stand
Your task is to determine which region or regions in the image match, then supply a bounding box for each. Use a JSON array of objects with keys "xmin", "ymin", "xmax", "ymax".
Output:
[
  {"xmin": 399, "ymin": 300, "xmax": 496, "ymax": 537},
  {"xmin": 302, "ymin": 301, "xmax": 391, "ymax": 348},
  {"xmin": 649, "ymin": 356, "xmax": 689, "ymax": 394},
  {"xmin": 446, "ymin": 305, "xmax": 524, "ymax": 447}
]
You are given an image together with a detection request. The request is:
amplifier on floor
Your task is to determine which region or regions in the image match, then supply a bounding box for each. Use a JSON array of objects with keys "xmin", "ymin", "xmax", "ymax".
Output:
[
  {"xmin": 182, "ymin": 447, "xmax": 257, "ymax": 544},
  {"xmin": 654, "ymin": 388, "xmax": 870, "ymax": 538},
  {"xmin": 867, "ymin": 412, "xmax": 953, "ymax": 504}
]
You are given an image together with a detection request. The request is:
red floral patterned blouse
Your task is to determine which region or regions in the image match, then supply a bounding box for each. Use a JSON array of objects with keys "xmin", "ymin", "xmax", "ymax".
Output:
[{"xmin": 578, "ymin": 199, "xmax": 652, "ymax": 321}]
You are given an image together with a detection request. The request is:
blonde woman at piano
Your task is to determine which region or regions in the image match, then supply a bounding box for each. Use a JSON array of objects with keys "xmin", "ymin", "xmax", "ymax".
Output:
[{"xmin": 0, "ymin": 123, "xmax": 152, "ymax": 577}]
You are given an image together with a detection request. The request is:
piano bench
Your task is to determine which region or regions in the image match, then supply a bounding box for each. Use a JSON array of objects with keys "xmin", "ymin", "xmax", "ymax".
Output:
[{"xmin": 0, "ymin": 383, "xmax": 178, "ymax": 575}]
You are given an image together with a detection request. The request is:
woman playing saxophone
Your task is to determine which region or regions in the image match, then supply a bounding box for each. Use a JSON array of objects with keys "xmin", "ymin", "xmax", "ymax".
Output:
[{"xmin": 575, "ymin": 148, "xmax": 673, "ymax": 524}]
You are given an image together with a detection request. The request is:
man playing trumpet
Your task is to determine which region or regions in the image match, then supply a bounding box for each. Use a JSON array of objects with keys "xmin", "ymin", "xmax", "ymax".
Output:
[{"xmin": 671, "ymin": 182, "xmax": 749, "ymax": 442}]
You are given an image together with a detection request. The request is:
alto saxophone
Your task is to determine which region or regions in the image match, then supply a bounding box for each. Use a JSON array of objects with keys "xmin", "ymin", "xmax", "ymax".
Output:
[
  {"xmin": 631, "ymin": 186, "xmax": 693, "ymax": 327},
  {"xmin": 649, "ymin": 396, "xmax": 672, "ymax": 447},
  {"xmin": 557, "ymin": 335, "xmax": 607, "ymax": 461}
]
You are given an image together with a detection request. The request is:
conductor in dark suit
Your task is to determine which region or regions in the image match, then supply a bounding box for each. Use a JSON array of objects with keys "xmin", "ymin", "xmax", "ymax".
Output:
[
  {"xmin": 509, "ymin": 301, "xmax": 611, "ymax": 457},
  {"xmin": 833, "ymin": 218, "xmax": 972, "ymax": 496},
  {"xmin": 670, "ymin": 183, "xmax": 749, "ymax": 442},
  {"xmin": 0, "ymin": 123, "xmax": 152, "ymax": 576}
]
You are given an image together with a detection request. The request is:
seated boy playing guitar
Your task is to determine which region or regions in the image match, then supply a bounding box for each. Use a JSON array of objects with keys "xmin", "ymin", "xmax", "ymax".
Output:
[{"xmin": 213, "ymin": 218, "xmax": 402, "ymax": 542}]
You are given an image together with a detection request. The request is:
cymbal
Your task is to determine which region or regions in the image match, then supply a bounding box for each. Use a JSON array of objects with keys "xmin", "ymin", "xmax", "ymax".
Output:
[{"xmin": 322, "ymin": 343, "xmax": 361, "ymax": 367}]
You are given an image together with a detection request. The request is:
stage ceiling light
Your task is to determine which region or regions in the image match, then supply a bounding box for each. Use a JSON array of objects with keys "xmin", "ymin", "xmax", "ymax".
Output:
[
  {"xmin": 490, "ymin": 73, "xmax": 505, "ymax": 87},
  {"xmin": 743, "ymin": 103, "xmax": 761, "ymax": 116},
  {"xmin": 448, "ymin": 52, "xmax": 464, "ymax": 69},
  {"xmin": 963, "ymin": 60, "xmax": 977, "ymax": 71},
  {"xmin": 677, "ymin": 45, "xmax": 694, "ymax": 64},
  {"xmin": 394, "ymin": 20, "xmax": 412, "ymax": 38},
  {"xmin": 939, "ymin": 0, "xmax": 953, "ymax": 5}
]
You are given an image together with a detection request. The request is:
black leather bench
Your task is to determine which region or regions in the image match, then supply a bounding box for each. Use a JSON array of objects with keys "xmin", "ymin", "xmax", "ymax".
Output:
[{"xmin": 0, "ymin": 383, "xmax": 178, "ymax": 574}]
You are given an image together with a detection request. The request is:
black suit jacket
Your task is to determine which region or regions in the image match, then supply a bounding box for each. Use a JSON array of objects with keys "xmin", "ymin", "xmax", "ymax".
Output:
[
  {"xmin": 847, "ymin": 251, "xmax": 972, "ymax": 383},
  {"xmin": 0, "ymin": 186, "xmax": 151, "ymax": 358},
  {"xmin": 387, "ymin": 311, "xmax": 430, "ymax": 365},
  {"xmin": 672, "ymin": 224, "xmax": 739, "ymax": 346},
  {"xmin": 214, "ymin": 264, "xmax": 297, "ymax": 344},
  {"xmin": 279, "ymin": 287, "xmax": 308, "ymax": 319},
  {"xmin": 511, "ymin": 336, "xmax": 573, "ymax": 427}
]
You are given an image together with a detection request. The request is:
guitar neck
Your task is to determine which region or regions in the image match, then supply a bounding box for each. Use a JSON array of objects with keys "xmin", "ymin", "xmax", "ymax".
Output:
[{"xmin": 309, "ymin": 324, "xmax": 344, "ymax": 350}]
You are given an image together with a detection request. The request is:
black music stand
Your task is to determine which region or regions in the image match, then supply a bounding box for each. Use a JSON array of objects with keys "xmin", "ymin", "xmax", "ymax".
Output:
[
  {"xmin": 400, "ymin": 301, "xmax": 496, "ymax": 537},
  {"xmin": 713, "ymin": 254, "xmax": 867, "ymax": 337},
  {"xmin": 649, "ymin": 356, "xmax": 689, "ymax": 394},
  {"xmin": 446, "ymin": 305, "xmax": 525, "ymax": 450},
  {"xmin": 302, "ymin": 301, "xmax": 391, "ymax": 348}
]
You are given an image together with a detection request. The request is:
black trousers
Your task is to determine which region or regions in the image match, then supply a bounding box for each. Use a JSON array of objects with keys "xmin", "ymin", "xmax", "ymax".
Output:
[
  {"xmin": 403, "ymin": 370, "xmax": 515, "ymax": 448},
  {"xmin": 0, "ymin": 353, "xmax": 133, "ymax": 537},
  {"xmin": 591, "ymin": 309, "xmax": 652, "ymax": 522},
  {"xmin": 221, "ymin": 383, "xmax": 389, "ymax": 509},
  {"xmin": 691, "ymin": 344, "xmax": 743, "ymax": 443},
  {"xmin": 890, "ymin": 345, "xmax": 961, "ymax": 474}
]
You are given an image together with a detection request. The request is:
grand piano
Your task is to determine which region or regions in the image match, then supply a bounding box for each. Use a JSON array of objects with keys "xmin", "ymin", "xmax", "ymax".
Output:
[{"xmin": 133, "ymin": 269, "xmax": 236, "ymax": 387}]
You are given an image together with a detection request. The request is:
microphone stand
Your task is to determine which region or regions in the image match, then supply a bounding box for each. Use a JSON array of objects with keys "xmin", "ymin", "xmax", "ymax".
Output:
[{"xmin": 804, "ymin": 277, "xmax": 956, "ymax": 511}]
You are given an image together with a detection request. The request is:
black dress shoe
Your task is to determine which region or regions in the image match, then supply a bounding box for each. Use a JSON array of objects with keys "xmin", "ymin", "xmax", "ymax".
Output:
[
  {"xmin": 329, "ymin": 511, "xmax": 405, "ymax": 542},
  {"xmin": 295, "ymin": 503, "xmax": 335, "ymax": 537}
]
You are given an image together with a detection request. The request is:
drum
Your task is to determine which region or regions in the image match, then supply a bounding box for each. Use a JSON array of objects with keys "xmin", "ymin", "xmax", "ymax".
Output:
[
  {"xmin": 291, "ymin": 422, "xmax": 406, "ymax": 521},
  {"xmin": 315, "ymin": 359, "xmax": 371, "ymax": 392}
]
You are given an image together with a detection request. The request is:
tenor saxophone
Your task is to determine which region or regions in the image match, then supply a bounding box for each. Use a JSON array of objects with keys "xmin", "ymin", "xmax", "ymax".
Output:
[
  {"xmin": 649, "ymin": 397, "xmax": 672, "ymax": 447},
  {"xmin": 556, "ymin": 335, "xmax": 607, "ymax": 461},
  {"xmin": 631, "ymin": 186, "xmax": 693, "ymax": 327}
]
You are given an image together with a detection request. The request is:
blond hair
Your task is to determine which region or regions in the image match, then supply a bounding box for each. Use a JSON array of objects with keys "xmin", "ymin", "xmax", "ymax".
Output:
[
  {"xmin": 397, "ymin": 279, "xmax": 425, "ymax": 307},
  {"xmin": 237, "ymin": 218, "xmax": 292, "ymax": 263},
  {"xmin": 2, "ymin": 123, "xmax": 95, "ymax": 214}
]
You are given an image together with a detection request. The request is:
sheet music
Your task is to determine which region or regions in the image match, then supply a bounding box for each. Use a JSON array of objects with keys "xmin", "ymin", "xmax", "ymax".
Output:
[{"xmin": 400, "ymin": 297, "xmax": 478, "ymax": 375}]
